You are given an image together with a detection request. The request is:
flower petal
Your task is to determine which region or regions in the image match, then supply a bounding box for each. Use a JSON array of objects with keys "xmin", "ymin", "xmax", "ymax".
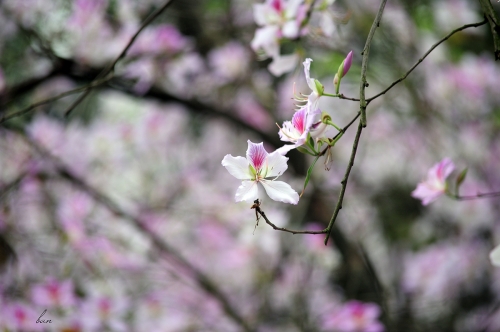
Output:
[
  {"xmin": 490, "ymin": 245, "xmax": 500, "ymax": 266},
  {"xmin": 222, "ymin": 155, "xmax": 251, "ymax": 180},
  {"xmin": 276, "ymin": 144, "xmax": 297, "ymax": 155},
  {"xmin": 264, "ymin": 151, "xmax": 289, "ymax": 178},
  {"xmin": 235, "ymin": 181, "xmax": 259, "ymax": 202},
  {"xmin": 268, "ymin": 53, "xmax": 299, "ymax": 76},
  {"xmin": 260, "ymin": 180, "xmax": 299, "ymax": 204},
  {"xmin": 303, "ymin": 58, "xmax": 315, "ymax": 91},
  {"xmin": 246, "ymin": 140, "xmax": 269, "ymax": 171}
]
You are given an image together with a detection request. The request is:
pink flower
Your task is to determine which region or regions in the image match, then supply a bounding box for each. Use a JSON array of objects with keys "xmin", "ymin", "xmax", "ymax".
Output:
[
  {"xmin": 411, "ymin": 158, "xmax": 455, "ymax": 205},
  {"xmin": 31, "ymin": 278, "xmax": 77, "ymax": 308},
  {"xmin": 276, "ymin": 106, "xmax": 325, "ymax": 155},
  {"xmin": 322, "ymin": 300, "xmax": 384, "ymax": 332},
  {"xmin": 222, "ymin": 140, "xmax": 299, "ymax": 204}
]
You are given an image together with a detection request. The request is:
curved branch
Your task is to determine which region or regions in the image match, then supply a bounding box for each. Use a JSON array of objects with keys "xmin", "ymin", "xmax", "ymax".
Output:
[
  {"xmin": 359, "ymin": 0, "xmax": 387, "ymax": 127},
  {"xmin": 64, "ymin": 0, "xmax": 176, "ymax": 117},
  {"xmin": 324, "ymin": 121, "xmax": 363, "ymax": 246},
  {"xmin": 257, "ymin": 209, "xmax": 327, "ymax": 235},
  {"xmin": 367, "ymin": 19, "xmax": 488, "ymax": 104},
  {"xmin": 0, "ymin": 74, "xmax": 113, "ymax": 124}
]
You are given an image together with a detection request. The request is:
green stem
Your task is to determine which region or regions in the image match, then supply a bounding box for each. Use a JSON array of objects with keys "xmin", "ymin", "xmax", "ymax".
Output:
[{"xmin": 323, "ymin": 93, "xmax": 340, "ymax": 98}]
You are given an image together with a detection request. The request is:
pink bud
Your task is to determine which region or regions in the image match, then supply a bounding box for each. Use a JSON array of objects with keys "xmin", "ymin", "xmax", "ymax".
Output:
[{"xmin": 342, "ymin": 51, "xmax": 353, "ymax": 77}]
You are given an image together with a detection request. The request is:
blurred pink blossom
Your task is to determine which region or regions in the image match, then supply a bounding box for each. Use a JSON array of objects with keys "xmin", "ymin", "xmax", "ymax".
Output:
[
  {"xmin": 322, "ymin": 300, "xmax": 384, "ymax": 332},
  {"xmin": 411, "ymin": 158, "xmax": 455, "ymax": 205},
  {"xmin": 208, "ymin": 41, "xmax": 250, "ymax": 82},
  {"xmin": 2, "ymin": 302, "xmax": 44, "ymax": 331},
  {"xmin": 31, "ymin": 278, "xmax": 77, "ymax": 308}
]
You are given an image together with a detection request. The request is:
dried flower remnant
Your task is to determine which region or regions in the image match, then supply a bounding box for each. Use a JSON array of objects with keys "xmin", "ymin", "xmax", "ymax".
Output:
[{"xmin": 222, "ymin": 140, "xmax": 299, "ymax": 204}]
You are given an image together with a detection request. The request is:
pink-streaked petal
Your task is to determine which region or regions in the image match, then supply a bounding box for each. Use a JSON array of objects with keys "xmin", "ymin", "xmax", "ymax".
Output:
[
  {"xmin": 235, "ymin": 181, "xmax": 259, "ymax": 202},
  {"xmin": 260, "ymin": 180, "xmax": 299, "ymax": 204},
  {"xmin": 342, "ymin": 50, "xmax": 353, "ymax": 77},
  {"xmin": 292, "ymin": 107, "xmax": 307, "ymax": 133},
  {"xmin": 222, "ymin": 155, "xmax": 252, "ymax": 180},
  {"xmin": 264, "ymin": 151, "xmax": 289, "ymax": 178},
  {"xmin": 490, "ymin": 245, "xmax": 500, "ymax": 266},
  {"xmin": 268, "ymin": 53, "xmax": 299, "ymax": 76},
  {"xmin": 431, "ymin": 157, "xmax": 455, "ymax": 181},
  {"xmin": 411, "ymin": 183, "xmax": 444, "ymax": 205},
  {"xmin": 246, "ymin": 140, "xmax": 269, "ymax": 171},
  {"xmin": 304, "ymin": 108, "xmax": 321, "ymax": 131}
]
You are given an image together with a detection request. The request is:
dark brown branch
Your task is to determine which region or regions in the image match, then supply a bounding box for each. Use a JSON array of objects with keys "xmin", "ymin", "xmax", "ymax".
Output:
[
  {"xmin": 64, "ymin": 0, "xmax": 176, "ymax": 117},
  {"xmin": 366, "ymin": 19, "xmax": 488, "ymax": 103},
  {"xmin": 478, "ymin": 0, "xmax": 500, "ymax": 60},
  {"xmin": 324, "ymin": 121, "xmax": 363, "ymax": 246},
  {"xmin": 359, "ymin": 0, "xmax": 387, "ymax": 127},
  {"xmin": 257, "ymin": 209, "xmax": 327, "ymax": 235},
  {"xmin": 0, "ymin": 74, "xmax": 113, "ymax": 124}
]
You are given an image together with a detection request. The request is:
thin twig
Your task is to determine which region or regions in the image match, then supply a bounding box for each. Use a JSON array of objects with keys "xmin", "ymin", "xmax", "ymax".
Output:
[
  {"xmin": 20, "ymin": 134, "xmax": 253, "ymax": 332},
  {"xmin": 257, "ymin": 209, "xmax": 327, "ymax": 235},
  {"xmin": 367, "ymin": 19, "xmax": 488, "ymax": 103},
  {"xmin": 359, "ymin": 0, "xmax": 387, "ymax": 127},
  {"xmin": 324, "ymin": 121, "xmax": 363, "ymax": 246},
  {"xmin": 0, "ymin": 74, "xmax": 113, "ymax": 124},
  {"xmin": 452, "ymin": 192, "xmax": 500, "ymax": 201},
  {"xmin": 64, "ymin": 0, "xmax": 175, "ymax": 117},
  {"xmin": 338, "ymin": 94, "xmax": 360, "ymax": 102}
]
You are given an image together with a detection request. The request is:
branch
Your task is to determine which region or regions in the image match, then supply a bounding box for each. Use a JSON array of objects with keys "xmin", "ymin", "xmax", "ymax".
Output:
[
  {"xmin": 0, "ymin": 74, "xmax": 113, "ymax": 124},
  {"xmin": 64, "ymin": 0, "xmax": 176, "ymax": 117},
  {"xmin": 478, "ymin": 0, "xmax": 500, "ymax": 60},
  {"xmin": 367, "ymin": 19, "xmax": 488, "ymax": 103},
  {"xmin": 256, "ymin": 209, "xmax": 327, "ymax": 235},
  {"xmin": 324, "ymin": 121, "xmax": 363, "ymax": 246},
  {"xmin": 451, "ymin": 191, "xmax": 500, "ymax": 201},
  {"xmin": 359, "ymin": 0, "xmax": 387, "ymax": 127},
  {"xmin": 20, "ymin": 134, "xmax": 253, "ymax": 332}
]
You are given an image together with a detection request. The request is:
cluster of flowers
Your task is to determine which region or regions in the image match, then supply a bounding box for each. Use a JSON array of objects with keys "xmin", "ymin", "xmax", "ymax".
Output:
[
  {"xmin": 251, "ymin": 0, "xmax": 344, "ymax": 76},
  {"xmin": 222, "ymin": 51, "xmax": 352, "ymax": 205}
]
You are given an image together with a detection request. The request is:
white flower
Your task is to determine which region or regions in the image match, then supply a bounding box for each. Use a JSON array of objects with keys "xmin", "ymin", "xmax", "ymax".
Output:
[
  {"xmin": 276, "ymin": 106, "xmax": 325, "ymax": 155},
  {"xmin": 222, "ymin": 140, "xmax": 299, "ymax": 204}
]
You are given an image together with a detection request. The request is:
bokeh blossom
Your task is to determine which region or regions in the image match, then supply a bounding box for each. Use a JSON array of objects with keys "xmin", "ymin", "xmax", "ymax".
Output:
[
  {"xmin": 322, "ymin": 300, "xmax": 385, "ymax": 332},
  {"xmin": 411, "ymin": 158, "xmax": 455, "ymax": 205},
  {"xmin": 251, "ymin": 0, "xmax": 307, "ymax": 75},
  {"xmin": 222, "ymin": 140, "xmax": 299, "ymax": 204}
]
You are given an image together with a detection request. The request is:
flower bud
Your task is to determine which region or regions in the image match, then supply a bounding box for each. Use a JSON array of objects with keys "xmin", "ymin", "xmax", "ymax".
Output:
[{"xmin": 313, "ymin": 79, "xmax": 324, "ymax": 96}]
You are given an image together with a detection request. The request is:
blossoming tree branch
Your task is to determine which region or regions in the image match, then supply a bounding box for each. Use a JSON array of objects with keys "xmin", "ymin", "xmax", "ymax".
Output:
[{"xmin": 222, "ymin": 0, "xmax": 500, "ymax": 251}]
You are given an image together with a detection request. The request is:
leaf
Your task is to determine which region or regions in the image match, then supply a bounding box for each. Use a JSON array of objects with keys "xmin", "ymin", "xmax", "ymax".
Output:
[{"xmin": 300, "ymin": 155, "xmax": 320, "ymax": 197}]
